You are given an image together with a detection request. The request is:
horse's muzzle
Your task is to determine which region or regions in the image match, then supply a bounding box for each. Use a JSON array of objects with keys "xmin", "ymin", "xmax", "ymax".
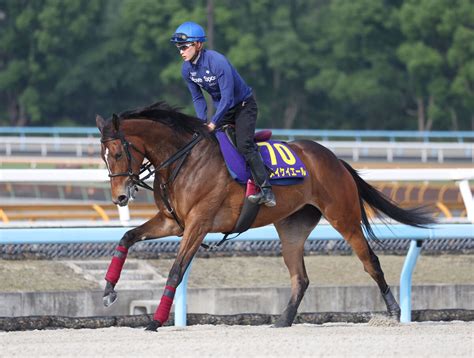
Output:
[{"xmin": 113, "ymin": 183, "xmax": 137, "ymax": 206}]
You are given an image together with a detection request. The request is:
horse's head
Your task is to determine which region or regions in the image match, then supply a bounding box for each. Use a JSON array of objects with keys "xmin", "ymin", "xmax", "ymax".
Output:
[{"xmin": 96, "ymin": 114, "xmax": 145, "ymax": 206}]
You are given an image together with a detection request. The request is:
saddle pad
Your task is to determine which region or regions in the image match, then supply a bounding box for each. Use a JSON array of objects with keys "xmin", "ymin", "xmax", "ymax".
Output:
[{"xmin": 215, "ymin": 130, "xmax": 307, "ymax": 185}]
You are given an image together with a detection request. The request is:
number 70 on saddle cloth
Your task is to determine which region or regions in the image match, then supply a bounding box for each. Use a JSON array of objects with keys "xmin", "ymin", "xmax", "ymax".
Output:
[{"xmin": 257, "ymin": 141, "xmax": 307, "ymax": 180}]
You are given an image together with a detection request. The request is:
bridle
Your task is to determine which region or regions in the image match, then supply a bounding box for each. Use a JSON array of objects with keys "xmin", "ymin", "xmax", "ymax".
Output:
[
  {"xmin": 101, "ymin": 130, "xmax": 203, "ymax": 231},
  {"xmin": 102, "ymin": 133, "xmax": 141, "ymax": 179}
]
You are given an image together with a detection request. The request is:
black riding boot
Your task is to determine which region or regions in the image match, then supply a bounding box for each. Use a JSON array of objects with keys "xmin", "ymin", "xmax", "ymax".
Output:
[{"xmin": 246, "ymin": 152, "xmax": 276, "ymax": 207}]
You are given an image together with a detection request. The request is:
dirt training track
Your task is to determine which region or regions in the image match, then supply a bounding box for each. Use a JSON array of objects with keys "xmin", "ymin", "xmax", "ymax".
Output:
[{"xmin": 0, "ymin": 321, "xmax": 472, "ymax": 357}]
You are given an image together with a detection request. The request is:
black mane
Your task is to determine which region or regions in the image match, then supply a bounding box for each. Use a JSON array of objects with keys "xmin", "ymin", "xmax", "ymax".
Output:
[{"xmin": 118, "ymin": 101, "xmax": 211, "ymax": 138}]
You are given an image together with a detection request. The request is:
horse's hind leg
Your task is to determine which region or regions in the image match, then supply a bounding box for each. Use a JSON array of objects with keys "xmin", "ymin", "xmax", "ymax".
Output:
[
  {"xmin": 317, "ymin": 160, "xmax": 400, "ymax": 319},
  {"xmin": 366, "ymin": 244, "xmax": 400, "ymax": 318},
  {"xmin": 273, "ymin": 205, "xmax": 322, "ymax": 327},
  {"xmin": 330, "ymin": 219, "xmax": 400, "ymax": 319}
]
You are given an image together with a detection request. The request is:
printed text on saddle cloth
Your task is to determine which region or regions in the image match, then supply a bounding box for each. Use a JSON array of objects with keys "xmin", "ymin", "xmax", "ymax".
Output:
[{"xmin": 216, "ymin": 131, "xmax": 308, "ymax": 185}]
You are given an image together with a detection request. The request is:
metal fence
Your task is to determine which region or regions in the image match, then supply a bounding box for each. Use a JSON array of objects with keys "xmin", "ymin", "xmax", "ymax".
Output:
[
  {"xmin": 2, "ymin": 127, "xmax": 474, "ymax": 142},
  {"xmin": 1, "ymin": 129, "xmax": 473, "ymax": 165},
  {"xmin": 1, "ymin": 237, "xmax": 472, "ymax": 259},
  {"xmin": 1, "ymin": 223, "xmax": 473, "ymax": 324},
  {"xmin": 2, "ymin": 136, "xmax": 473, "ymax": 164}
]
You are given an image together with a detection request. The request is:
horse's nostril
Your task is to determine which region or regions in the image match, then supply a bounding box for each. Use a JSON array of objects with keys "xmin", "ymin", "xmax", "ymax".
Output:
[{"xmin": 117, "ymin": 195, "xmax": 128, "ymax": 205}]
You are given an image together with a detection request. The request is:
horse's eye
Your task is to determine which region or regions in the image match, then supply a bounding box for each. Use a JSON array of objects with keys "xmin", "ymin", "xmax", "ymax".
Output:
[{"xmin": 115, "ymin": 152, "xmax": 123, "ymax": 160}]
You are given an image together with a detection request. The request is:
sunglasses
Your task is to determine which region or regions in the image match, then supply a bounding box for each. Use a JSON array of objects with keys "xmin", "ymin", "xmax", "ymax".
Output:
[{"xmin": 176, "ymin": 43, "xmax": 195, "ymax": 52}]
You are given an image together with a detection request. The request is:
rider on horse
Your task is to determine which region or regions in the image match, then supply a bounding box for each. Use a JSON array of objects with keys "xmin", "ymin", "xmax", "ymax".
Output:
[{"xmin": 171, "ymin": 21, "xmax": 276, "ymax": 207}]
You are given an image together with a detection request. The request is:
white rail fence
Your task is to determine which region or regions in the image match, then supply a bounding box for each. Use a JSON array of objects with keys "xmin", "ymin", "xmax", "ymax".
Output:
[
  {"xmin": 0, "ymin": 168, "xmax": 473, "ymax": 223},
  {"xmin": 1, "ymin": 136, "xmax": 473, "ymax": 163}
]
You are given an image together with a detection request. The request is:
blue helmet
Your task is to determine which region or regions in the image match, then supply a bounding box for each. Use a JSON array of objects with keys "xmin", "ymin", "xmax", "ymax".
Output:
[{"xmin": 170, "ymin": 21, "xmax": 207, "ymax": 43}]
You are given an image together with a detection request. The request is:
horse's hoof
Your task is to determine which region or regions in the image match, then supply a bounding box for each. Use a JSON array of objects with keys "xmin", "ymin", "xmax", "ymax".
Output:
[
  {"xmin": 145, "ymin": 320, "xmax": 161, "ymax": 332},
  {"xmin": 103, "ymin": 290, "xmax": 118, "ymax": 307},
  {"xmin": 272, "ymin": 319, "xmax": 292, "ymax": 328},
  {"xmin": 388, "ymin": 310, "xmax": 401, "ymax": 322}
]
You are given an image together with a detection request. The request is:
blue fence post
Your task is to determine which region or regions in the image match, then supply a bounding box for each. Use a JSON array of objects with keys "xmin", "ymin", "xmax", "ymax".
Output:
[
  {"xmin": 174, "ymin": 259, "xmax": 193, "ymax": 327},
  {"xmin": 400, "ymin": 239, "xmax": 423, "ymax": 323}
]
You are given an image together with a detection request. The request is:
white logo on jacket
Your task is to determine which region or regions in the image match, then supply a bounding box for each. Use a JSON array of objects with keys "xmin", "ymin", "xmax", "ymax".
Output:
[
  {"xmin": 203, "ymin": 75, "xmax": 217, "ymax": 82},
  {"xmin": 190, "ymin": 77, "xmax": 203, "ymax": 84}
]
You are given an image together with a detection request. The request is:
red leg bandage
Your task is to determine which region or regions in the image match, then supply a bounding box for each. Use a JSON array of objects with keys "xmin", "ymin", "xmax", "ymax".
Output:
[
  {"xmin": 154, "ymin": 285, "xmax": 176, "ymax": 323},
  {"xmin": 105, "ymin": 245, "xmax": 128, "ymax": 284},
  {"xmin": 246, "ymin": 179, "xmax": 259, "ymax": 196}
]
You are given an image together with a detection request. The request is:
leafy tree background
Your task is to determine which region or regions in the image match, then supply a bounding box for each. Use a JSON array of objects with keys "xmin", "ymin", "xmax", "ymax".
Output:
[{"xmin": 0, "ymin": 0, "xmax": 472, "ymax": 130}]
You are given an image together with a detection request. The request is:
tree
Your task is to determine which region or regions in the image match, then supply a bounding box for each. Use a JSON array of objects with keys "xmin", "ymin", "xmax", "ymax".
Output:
[
  {"xmin": 0, "ymin": 0, "xmax": 107, "ymax": 126},
  {"xmin": 305, "ymin": 0, "xmax": 408, "ymax": 129},
  {"xmin": 0, "ymin": 0, "xmax": 471, "ymax": 129},
  {"xmin": 397, "ymin": 0, "xmax": 474, "ymax": 130}
]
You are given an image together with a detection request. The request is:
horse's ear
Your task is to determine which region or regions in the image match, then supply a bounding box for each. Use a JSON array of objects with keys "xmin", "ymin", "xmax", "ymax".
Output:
[
  {"xmin": 112, "ymin": 113, "xmax": 120, "ymax": 131},
  {"xmin": 96, "ymin": 115, "xmax": 106, "ymax": 133}
]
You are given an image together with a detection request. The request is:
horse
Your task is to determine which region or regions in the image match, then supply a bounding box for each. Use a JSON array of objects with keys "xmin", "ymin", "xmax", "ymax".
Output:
[{"xmin": 96, "ymin": 101, "xmax": 434, "ymax": 331}]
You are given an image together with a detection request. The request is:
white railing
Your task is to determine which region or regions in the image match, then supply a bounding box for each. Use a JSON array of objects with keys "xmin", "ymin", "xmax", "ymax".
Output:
[
  {"xmin": 1, "ymin": 136, "xmax": 473, "ymax": 163},
  {"xmin": 0, "ymin": 136, "xmax": 99, "ymax": 157},
  {"xmin": 320, "ymin": 141, "xmax": 473, "ymax": 163},
  {"xmin": 1, "ymin": 168, "xmax": 473, "ymax": 222}
]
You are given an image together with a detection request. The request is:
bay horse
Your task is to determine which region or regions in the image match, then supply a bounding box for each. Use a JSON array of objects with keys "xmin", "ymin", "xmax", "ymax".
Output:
[{"xmin": 96, "ymin": 101, "xmax": 434, "ymax": 331}]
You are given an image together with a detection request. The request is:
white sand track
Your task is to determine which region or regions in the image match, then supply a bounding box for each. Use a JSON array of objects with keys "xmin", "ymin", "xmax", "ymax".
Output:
[{"xmin": 0, "ymin": 321, "xmax": 472, "ymax": 357}]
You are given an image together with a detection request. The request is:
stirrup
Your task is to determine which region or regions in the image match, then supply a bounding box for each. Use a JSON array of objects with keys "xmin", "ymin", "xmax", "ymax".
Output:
[
  {"xmin": 248, "ymin": 188, "xmax": 276, "ymax": 207},
  {"xmin": 260, "ymin": 189, "xmax": 276, "ymax": 207},
  {"xmin": 247, "ymin": 192, "xmax": 262, "ymax": 204}
]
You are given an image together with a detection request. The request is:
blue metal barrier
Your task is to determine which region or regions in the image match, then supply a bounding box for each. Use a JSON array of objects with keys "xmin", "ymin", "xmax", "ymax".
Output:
[
  {"xmin": 0, "ymin": 127, "xmax": 98, "ymax": 137},
  {"xmin": 400, "ymin": 240, "xmax": 423, "ymax": 323},
  {"xmin": 0, "ymin": 223, "xmax": 472, "ymax": 325},
  {"xmin": 1, "ymin": 127, "xmax": 473, "ymax": 142}
]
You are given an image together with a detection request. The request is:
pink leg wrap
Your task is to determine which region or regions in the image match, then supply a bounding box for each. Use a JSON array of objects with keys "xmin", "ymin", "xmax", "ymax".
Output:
[
  {"xmin": 154, "ymin": 285, "xmax": 176, "ymax": 323},
  {"xmin": 246, "ymin": 179, "xmax": 259, "ymax": 196},
  {"xmin": 105, "ymin": 245, "xmax": 128, "ymax": 284}
]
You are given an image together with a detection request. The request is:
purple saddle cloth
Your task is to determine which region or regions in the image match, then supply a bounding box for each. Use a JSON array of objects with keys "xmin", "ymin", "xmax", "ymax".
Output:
[{"xmin": 215, "ymin": 130, "xmax": 307, "ymax": 185}]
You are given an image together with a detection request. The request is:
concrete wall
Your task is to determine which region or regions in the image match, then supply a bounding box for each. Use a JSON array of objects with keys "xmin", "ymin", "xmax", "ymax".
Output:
[
  {"xmin": 0, "ymin": 285, "xmax": 472, "ymax": 317},
  {"xmin": 186, "ymin": 285, "xmax": 474, "ymax": 315},
  {"xmin": 0, "ymin": 290, "xmax": 161, "ymax": 317}
]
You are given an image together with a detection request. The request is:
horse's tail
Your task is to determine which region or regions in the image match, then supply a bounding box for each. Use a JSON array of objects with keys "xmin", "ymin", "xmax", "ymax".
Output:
[{"xmin": 340, "ymin": 160, "xmax": 436, "ymax": 241}]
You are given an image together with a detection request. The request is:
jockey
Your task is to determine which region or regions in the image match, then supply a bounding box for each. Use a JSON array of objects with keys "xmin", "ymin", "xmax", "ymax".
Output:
[{"xmin": 171, "ymin": 21, "xmax": 276, "ymax": 207}]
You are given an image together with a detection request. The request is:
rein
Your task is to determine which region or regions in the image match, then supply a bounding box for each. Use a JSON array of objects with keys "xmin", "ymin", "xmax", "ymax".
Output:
[{"xmin": 103, "ymin": 131, "xmax": 203, "ymax": 232}]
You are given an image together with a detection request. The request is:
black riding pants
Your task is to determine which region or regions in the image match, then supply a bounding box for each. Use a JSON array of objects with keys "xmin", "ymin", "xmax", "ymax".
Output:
[{"xmin": 219, "ymin": 95, "xmax": 258, "ymax": 161}]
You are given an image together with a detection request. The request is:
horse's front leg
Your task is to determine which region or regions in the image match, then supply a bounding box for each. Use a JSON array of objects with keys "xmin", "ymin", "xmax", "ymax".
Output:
[
  {"xmin": 103, "ymin": 213, "xmax": 182, "ymax": 307},
  {"xmin": 145, "ymin": 224, "xmax": 207, "ymax": 331}
]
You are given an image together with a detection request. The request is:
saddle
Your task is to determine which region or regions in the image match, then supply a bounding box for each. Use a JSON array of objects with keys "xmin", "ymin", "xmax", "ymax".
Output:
[
  {"xmin": 216, "ymin": 126, "xmax": 307, "ymax": 185},
  {"xmin": 203, "ymin": 126, "xmax": 308, "ymax": 247}
]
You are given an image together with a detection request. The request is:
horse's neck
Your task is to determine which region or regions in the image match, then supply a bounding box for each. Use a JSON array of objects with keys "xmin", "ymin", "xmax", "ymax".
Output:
[
  {"xmin": 143, "ymin": 128, "xmax": 217, "ymax": 172},
  {"xmin": 122, "ymin": 119, "xmax": 220, "ymax": 181},
  {"xmin": 167, "ymin": 137, "xmax": 222, "ymax": 200},
  {"xmin": 124, "ymin": 120, "xmax": 187, "ymax": 165}
]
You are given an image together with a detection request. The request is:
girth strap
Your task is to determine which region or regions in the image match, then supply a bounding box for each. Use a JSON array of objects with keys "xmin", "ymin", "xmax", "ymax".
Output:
[{"xmin": 200, "ymin": 196, "xmax": 260, "ymax": 250}]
